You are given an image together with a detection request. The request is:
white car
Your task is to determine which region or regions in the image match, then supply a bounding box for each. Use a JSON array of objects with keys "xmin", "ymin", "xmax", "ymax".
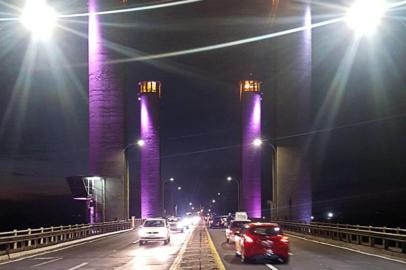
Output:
[{"xmin": 138, "ymin": 218, "xmax": 171, "ymax": 245}]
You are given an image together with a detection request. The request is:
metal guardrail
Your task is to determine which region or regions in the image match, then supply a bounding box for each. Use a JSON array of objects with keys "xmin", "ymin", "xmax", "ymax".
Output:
[
  {"xmin": 276, "ymin": 220, "xmax": 406, "ymax": 254},
  {"xmin": 0, "ymin": 219, "xmax": 143, "ymax": 257}
]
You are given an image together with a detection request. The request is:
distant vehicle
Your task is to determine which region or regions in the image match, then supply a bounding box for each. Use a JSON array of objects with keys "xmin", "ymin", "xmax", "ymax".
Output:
[
  {"xmin": 138, "ymin": 218, "xmax": 171, "ymax": 245},
  {"xmin": 234, "ymin": 212, "xmax": 248, "ymax": 221},
  {"xmin": 167, "ymin": 216, "xmax": 185, "ymax": 233},
  {"xmin": 234, "ymin": 223, "xmax": 289, "ymax": 264},
  {"xmin": 209, "ymin": 215, "xmax": 228, "ymax": 228},
  {"xmin": 225, "ymin": 220, "xmax": 251, "ymax": 243}
]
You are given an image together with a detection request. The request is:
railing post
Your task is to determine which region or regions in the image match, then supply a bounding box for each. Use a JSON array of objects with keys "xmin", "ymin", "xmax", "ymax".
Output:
[
  {"xmin": 27, "ymin": 228, "xmax": 32, "ymax": 247},
  {"xmin": 40, "ymin": 227, "xmax": 44, "ymax": 245},
  {"xmin": 13, "ymin": 229, "xmax": 18, "ymax": 250},
  {"xmin": 51, "ymin": 226, "xmax": 54, "ymax": 242}
]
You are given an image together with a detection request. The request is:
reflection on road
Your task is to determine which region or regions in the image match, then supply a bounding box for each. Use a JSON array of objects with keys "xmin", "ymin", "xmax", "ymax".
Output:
[{"xmin": 118, "ymin": 229, "xmax": 190, "ymax": 270}]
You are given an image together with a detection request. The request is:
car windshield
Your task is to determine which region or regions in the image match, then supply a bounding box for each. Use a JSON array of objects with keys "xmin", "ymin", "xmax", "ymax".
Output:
[
  {"xmin": 251, "ymin": 226, "xmax": 282, "ymax": 236},
  {"xmin": 144, "ymin": 220, "xmax": 165, "ymax": 227},
  {"xmin": 230, "ymin": 221, "xmax": 250, "ymax": 229}
]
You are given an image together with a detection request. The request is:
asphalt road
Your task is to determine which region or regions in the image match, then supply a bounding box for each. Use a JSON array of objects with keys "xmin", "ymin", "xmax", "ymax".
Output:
[
  {"xmin": 208, "ymin": 228, "xmax": 406, "ymax": 270},
  {"xmin": 0, "ymin": 229, "xmax": 190, "ymax": 270}
]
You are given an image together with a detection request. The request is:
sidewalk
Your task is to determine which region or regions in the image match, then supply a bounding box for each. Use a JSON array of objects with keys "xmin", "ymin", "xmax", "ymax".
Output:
[{"xmin": 171, "ymin": 223, "xmax": 225, "ymax": 270}]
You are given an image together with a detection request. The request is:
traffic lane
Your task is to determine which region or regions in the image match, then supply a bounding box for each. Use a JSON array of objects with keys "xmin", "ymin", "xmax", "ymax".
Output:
[
  {"xmin": 275, "ymin": 235, "xmax": 406, "ymax": 270},
  {"xmin": 0, "ymin": 229, "xmax": 190, "ymax": 270},
  {"xmin": 209, "ymin": 228, "xmax": 269, "ymax": 270},
  {"xmin": 209, "ymin": 228, "xmax": 406, "ymax": 270}
]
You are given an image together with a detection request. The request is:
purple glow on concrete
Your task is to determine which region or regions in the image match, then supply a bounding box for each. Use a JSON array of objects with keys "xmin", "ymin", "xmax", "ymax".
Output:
[
  {"xmin": 140, "ymin": 90, "xmax": 161, "ymax": 218},
  {"xmin": 88, "ymin": 0, "xmax": 125, "ymax": 178},
  {"xmin": 241, "ymin": 92, "xmax": 262, "ymax": 218},
  {"xmin": 297, "ymin": 4, "xmax": 312, "ymax": 223}
]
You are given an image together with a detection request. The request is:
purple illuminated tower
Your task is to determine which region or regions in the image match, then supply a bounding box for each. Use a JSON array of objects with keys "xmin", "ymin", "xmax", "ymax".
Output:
[
  {"xmin": 139, "ymin": 81, "xmax": 161, "ymax": 218},
  {"xmin": 88, "ymin": 0, "xmax": 126, "ymax": 220},
  {"xmin": 241, "ymin": 80, "xmax": 262, "ymax": 218},
  {"xmin": 273, "ymin": 1, "xmax": 312, "ymax": 222}
]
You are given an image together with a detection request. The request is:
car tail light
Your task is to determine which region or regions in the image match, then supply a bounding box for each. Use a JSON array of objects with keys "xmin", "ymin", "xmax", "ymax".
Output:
[
  {"xmin": 244, "ymin": 235, "xmax": 254, "ymax": 243},
  {"xmin": 281, "ymin": 236, "xmax": 289, "ymax": 243}
]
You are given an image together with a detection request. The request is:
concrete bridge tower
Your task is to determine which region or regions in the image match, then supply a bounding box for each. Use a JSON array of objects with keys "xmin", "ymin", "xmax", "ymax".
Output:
[
  {"xmin": 88, "ymin": 0, "xmax": 126, "ymax": 221},
  {"xmin": 139, "ymin": 81, "xmax": 161, "ymax": 218},
  {"xmin": 241, "ymin": 80, "xmax": 262, "ymax": 218},
  {"xmin": 273, "ymin": 0, "xmax": 312, "ymax": 222}
]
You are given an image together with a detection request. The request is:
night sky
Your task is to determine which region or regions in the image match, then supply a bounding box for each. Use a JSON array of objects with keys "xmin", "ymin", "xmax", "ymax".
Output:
[{"xmin": 1, "ymin": 0, "xmax": 406, "ymax": 229}]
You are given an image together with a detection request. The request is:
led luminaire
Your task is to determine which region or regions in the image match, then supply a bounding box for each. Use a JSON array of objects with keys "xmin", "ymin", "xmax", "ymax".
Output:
[
  {"xmin": 346, "ymin": 0, "xmax": 387, "ymax": 36},
  {"xmin": 20, "ymin": 0, "xmax": 58, "ymax": 40}
]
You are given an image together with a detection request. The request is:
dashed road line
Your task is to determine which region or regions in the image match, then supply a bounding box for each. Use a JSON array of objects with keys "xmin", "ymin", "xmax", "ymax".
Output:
[
  {"xmin": 67, "ymin": 262, "xmax": 89, "ymax": 270},
  {"xmin": 289, "ymin": 252, "xmax": 294, "ymax": 255},
  {"xmin": 31, "ymin": 257, "xmax": 63, "ymax": 267},
  {"xmin": 265, "ymin": 264, "xmax": 279, "ymax": 270}
]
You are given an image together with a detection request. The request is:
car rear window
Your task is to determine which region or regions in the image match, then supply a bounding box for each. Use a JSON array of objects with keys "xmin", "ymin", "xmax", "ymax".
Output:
[
  {"xmin": 231, "ymin": 221, "xmax": 250, "ymax": 228},
  {"xmin": 144, "ymin": 220, "xmax": 165, "ymax": 227},
  {"xmin": 251, "ymin": 226, "xmax": 282, "ymax": 236}
]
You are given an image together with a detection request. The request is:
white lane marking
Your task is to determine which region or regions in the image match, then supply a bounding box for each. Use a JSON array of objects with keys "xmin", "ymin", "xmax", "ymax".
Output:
[
  {"xmin": 133, "ymin": 240, "xmax": 139, "ymax": 244},
  {"xmin": 265, "ymin": 264, "xmax": 279, "ymax": 270},
  {"xmin": 289, "ymin": 252, "xmax": 294, "ymax": 255},
  {"xmin": 31, "ymin": 257, "xmax": 63, "ymax": 267},
  {"xmin": 288, "ymin": 234, "xmax": 406, "ymax": 265},
  {"xmin": 67, "ymin": 262, "xmax": 88, "ymax": 270},
  {"xmin": 32, "ymin": 257, "xmax": 58, "ymax": 260}
]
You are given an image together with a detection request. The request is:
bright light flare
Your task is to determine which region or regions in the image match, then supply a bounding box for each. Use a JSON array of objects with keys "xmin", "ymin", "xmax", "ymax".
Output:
[
  {"xmin": 137, "ymin": 139, "xmax": 145, "ymax": 147},
  {"xmin": 346, "ymin": 0, "xmax": 387, "ymax": 36},
  {"xmin": 20, "ymin": 0, "xmax": 58, "ymax": 40},
  {"xmin": 253, "ymin": 138, "xmax": 263, "ymax": 147}
]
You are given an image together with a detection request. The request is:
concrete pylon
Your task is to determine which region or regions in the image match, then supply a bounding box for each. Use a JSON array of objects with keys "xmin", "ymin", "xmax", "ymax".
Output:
[
  {"xmin": 139, "ymin": 81, "xmax": 161, "ymax": 218},
  {"xmin": 88, "ymin": 0, "xmax": 126, "ymax": 221},
  {"xmin": 273, "ymin": 0, "xmax": 312, "ymax": 222},
  {"xmin": 240, "ymin": 80, "xmax": 262, "ymax": 218}
]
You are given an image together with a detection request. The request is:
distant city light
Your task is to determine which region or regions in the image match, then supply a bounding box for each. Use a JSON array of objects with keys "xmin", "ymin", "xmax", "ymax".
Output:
[
  {"xmin": 137, "ymin": 139, "xmax": 145, "ymax": 147},
  {"xmin": 189, "ymin": 202, "xmax": 193, "ymax": 206},
  {"xmin": 169, "ymin": 177, "xmax": 175, "ymax": 182},
  {"xmin": 212, "ymin": 199, "xmax": 216, "ymax": 203},
  {"xmin": 311, "ymin": 215, "xmax": 315, "ymax": 220},
  {"xmin": 253, "ymin": 138, "xmax": 263, "ymax": 147},
  {"xmin": 192, "ymin": 206, "xmax": 195, "ymax": 210},
  {"xmin": 20, "ymin": 0, "xmax": 58, "ymax": 41},
  {"xmin": 177, "ymin": 186, "xmax": 182, "ymax": 190},
  {"xmin": 227, "ymin": 176, "xmax": 232, "ymax": 181},
  {"xmin": 327, "ymin": 212, "xmax": 334, "ymax": 219},
  {"xmin": 346, "ymin": 0, "xmax": 387, "ymax": 36},
  {"xmin": 217, "ymin": 192, "xmax": 221, "ymax": 196}
]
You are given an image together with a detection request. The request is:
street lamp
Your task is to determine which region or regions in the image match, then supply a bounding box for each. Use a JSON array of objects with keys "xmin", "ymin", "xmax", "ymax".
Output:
[
  {"xmin": 162, "ymin": 178, "xmax": 176, "ymax": 216},
  {"xmin": 189, "ymin": 202, "xmax": 193, "ymax": 206},
  {"xmin": 123, "ymin": 140, "xmax": 144, "ymax": 219},
  {"xmin": 137, "ymin": 139, "xmax": 145, "ymax": 147},
  {"xmin": 217, "ymin": 192, "xmax": 221, "ymax": 196},
  {"xmin": 345, "ymin": 0, "xmax": 387, "ymax": 36},
  {"xmin": 20, "ymin": 0, "xmax": 58, "ymax": 41},
  {"xmin": 177, "ymin": 186, "xmax": 182, "ymax": 190},
  {"xmin": 212, "ymin": 199, "xmax": 216, "ymax": 204},
  {"xmin": 226, "ymin": 176, "xmax": 240, "ymax": 211},
  {"xmin": 253, "ymin": 138, "xmax": 277, "ymax": 219}
]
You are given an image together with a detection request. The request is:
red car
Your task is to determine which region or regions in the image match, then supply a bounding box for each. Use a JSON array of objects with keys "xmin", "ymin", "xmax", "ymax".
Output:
[
  {"xmin": 225, "ymin": 220, "xmax": 251, "ymax": 243},
  {"xmin": 235, "ymin": 223, "xmax": 289, "ymax": 264}
]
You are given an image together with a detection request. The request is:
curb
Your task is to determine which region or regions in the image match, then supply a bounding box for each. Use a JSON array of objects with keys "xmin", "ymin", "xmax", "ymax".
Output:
[
  {"xmin": 205, "ymin": 226, "xmax": 226, "ymax": 270},
  {"xmin": 169, "ymin": 228, "xmax": 195, "ymax": 270}
]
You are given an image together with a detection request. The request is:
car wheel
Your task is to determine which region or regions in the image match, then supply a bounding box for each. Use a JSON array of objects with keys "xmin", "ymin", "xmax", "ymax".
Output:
[
  {"xmin": 139, "ymin": 240, "xmax": 144, "ymax": 246},
  {"xmin": 241, "ymin": 249, "xmax": 251, "ymax": 264},
  {"xmin": 280, "ymin": 256, "xmax": 289, "ymax": 264}
]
